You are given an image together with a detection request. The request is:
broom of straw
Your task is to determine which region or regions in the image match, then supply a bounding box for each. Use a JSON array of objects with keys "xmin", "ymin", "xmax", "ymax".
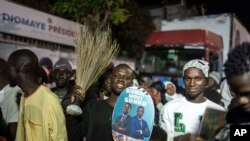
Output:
[{"xmin": 75, "ymin": 23, "xmax": 119, "ymax": 98}]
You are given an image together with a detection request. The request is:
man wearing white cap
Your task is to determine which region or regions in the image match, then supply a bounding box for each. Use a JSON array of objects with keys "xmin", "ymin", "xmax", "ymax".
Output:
[{"xmin": 160, "ymin": 59, "xmax": 225, "ymax": 141}]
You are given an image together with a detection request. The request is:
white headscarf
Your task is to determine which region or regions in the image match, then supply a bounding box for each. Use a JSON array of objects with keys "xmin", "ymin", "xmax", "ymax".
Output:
[
  {"xmin": 164, "ymin": 81, "xmax": 176, "ymax": 94},
  {"xmin": 164, "ymin": 81, "xmax": 183, "ymax": 102}
]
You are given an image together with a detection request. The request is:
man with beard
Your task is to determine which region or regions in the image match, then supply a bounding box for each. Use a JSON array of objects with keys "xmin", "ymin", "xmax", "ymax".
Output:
[
  {"xmin": 160, "ymin": 59, "xmax": 225, "ymax": 141},
  {"xmin": 7, "ymin": 49, "xmax": 67, "ymax": 141},
  {"xmin": 81, "ymin": 64, "xmax": 134, "ymax": 141}
]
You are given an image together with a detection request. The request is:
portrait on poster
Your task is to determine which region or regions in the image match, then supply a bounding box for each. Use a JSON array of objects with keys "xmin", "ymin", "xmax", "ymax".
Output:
[{"xmin": 111, "ymin": 86, "xmax": 155, "ymax": 141}]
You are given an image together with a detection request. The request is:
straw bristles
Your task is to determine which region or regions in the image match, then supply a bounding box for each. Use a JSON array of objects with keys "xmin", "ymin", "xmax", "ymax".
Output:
[{"xmin": 75, "ymin": 24, "xmax": 119, "ymax": 96}]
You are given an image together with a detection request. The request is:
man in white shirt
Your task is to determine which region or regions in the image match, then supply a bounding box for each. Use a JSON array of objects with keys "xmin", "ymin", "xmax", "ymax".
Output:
[
  {"xmin": 0, "ymin": 58, "xmax": 20, "ymax": 140},
  {"xmin": 160, "ymin": 59, "xmax": 225, "ymax": 141}
]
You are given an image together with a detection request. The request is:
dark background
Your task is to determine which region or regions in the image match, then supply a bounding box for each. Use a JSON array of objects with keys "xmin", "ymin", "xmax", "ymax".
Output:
[{"xmin": 137, "ymin": 0, "xmax": 250, "ymax": 32}]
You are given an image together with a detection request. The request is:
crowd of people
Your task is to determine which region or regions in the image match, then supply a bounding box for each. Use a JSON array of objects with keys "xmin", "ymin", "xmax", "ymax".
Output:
[{"xmin": 0, "ymin": 42, "xmax": 250, "ymax": 141}]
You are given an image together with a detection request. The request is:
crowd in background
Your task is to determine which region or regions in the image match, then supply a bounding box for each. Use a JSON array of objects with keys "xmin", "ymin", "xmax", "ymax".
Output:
[{"xmin": 0, "ymin": 42, "xmax": 250, "ymax": 141}]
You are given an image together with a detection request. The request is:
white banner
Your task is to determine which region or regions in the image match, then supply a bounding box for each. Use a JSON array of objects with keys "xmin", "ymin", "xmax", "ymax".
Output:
[{"xmin": 0, "ymin": 0, "xmax": 82, "ymax": 46}]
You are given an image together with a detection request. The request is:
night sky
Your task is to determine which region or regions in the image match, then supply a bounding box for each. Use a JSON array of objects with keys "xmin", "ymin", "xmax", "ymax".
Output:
[
  {"xmin": 189, "ymin": 0, "xmax": 250, "ymax": 31},
  {"xmin": 137, "ymin": 0, "xmax": 250, "ymax": 32}
]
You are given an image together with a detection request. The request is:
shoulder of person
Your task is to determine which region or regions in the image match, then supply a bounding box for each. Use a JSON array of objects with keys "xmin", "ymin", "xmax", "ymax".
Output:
[
  {"xmin": 176, "ymin": 93, "xmax": 185, "ymax": 98},
  {"xmin": 163, "ymin": 97, "xmax": 186, "ymax": 109}
]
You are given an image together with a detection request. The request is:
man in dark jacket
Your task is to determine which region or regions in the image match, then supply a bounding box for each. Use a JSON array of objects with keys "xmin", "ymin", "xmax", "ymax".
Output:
[{"xmin": 52, "ymin": 57, "xmax": 83, "ymax": 141}]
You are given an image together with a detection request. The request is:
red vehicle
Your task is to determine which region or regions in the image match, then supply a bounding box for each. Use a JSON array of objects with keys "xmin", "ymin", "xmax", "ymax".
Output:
[{"xmin": 137, "ymin": 29, "xmax": 223, "ymax": 86}]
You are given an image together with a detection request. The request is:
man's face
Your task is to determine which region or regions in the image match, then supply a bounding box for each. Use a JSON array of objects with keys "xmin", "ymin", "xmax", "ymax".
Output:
[
  {"xmin": 123, "ymin": 103, "xmax": 131, "ymax": 114},
  {"xmin": 184, "ymin": 67, "xmax": 207, "ymax": 101},
  {"xmin": 137, "ymin": 107, "xmax": 144, "ymax": 118},
  {"xmin": 54, "ymin": 69, "xmax": 71, "ymax": 88},
  {"xmin": 228, "ymin": 72, "xmax": 250, "ymax": 112},
  {"xmin": 110, "ymin": 67, "xmax": 133, "ymax": 95}
]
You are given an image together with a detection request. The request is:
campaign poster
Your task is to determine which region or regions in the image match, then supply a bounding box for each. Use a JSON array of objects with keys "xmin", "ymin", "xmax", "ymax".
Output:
[
  {"xmin": 198, "ymin": 108, "xmax": 226, "ymax": 141},
  {"xmin": 111, "ymin": 86, "xmax": 155, "ymax": 141}
]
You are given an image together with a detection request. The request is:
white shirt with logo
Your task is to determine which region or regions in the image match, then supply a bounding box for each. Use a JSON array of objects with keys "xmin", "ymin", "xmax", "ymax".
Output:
[{"xmin": 160, "ymin": 97, "xmax": 225, "ymax": 141}]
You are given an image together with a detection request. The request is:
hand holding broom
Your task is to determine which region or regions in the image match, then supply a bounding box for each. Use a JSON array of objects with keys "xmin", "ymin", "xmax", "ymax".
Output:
[{"xmin": 66, "ymin": 22, "xmax": 119, "ymax": 115}]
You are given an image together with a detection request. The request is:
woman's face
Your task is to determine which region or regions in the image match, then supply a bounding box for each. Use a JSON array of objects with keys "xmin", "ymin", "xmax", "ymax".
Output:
[
  {"xmin": 103, "ymin": 74, "xmax": 112, "ymax": 92},
  {"xmin": 166, "ymin": 83, "xmax": 175, "ymax": 95}
]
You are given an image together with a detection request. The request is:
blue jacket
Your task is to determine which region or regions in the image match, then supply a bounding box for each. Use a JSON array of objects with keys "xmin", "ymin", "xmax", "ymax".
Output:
[{"xmin": 128, "ymin": 116, "xmax": 150, "ymax": 139}]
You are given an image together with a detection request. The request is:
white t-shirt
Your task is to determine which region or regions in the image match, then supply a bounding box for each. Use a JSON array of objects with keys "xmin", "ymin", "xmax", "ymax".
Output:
[
  {"xmin": 160, "ymin": 97, "xmax": 225, "ymax": 141},
  {"xmin": 0, "ymin": 84, "xmax": 20, "ymax": 123}
]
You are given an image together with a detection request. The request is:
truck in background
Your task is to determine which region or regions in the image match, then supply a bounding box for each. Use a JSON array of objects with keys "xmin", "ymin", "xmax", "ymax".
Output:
[{"xmin": 137, "ymin": 13, "xmax": 250, "ymax": 87}]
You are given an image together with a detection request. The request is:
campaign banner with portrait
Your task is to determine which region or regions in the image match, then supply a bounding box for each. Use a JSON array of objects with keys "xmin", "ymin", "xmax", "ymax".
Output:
[{"xmin": 111, "ymin": 86, "xmax": 155, "ymax": 141}]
